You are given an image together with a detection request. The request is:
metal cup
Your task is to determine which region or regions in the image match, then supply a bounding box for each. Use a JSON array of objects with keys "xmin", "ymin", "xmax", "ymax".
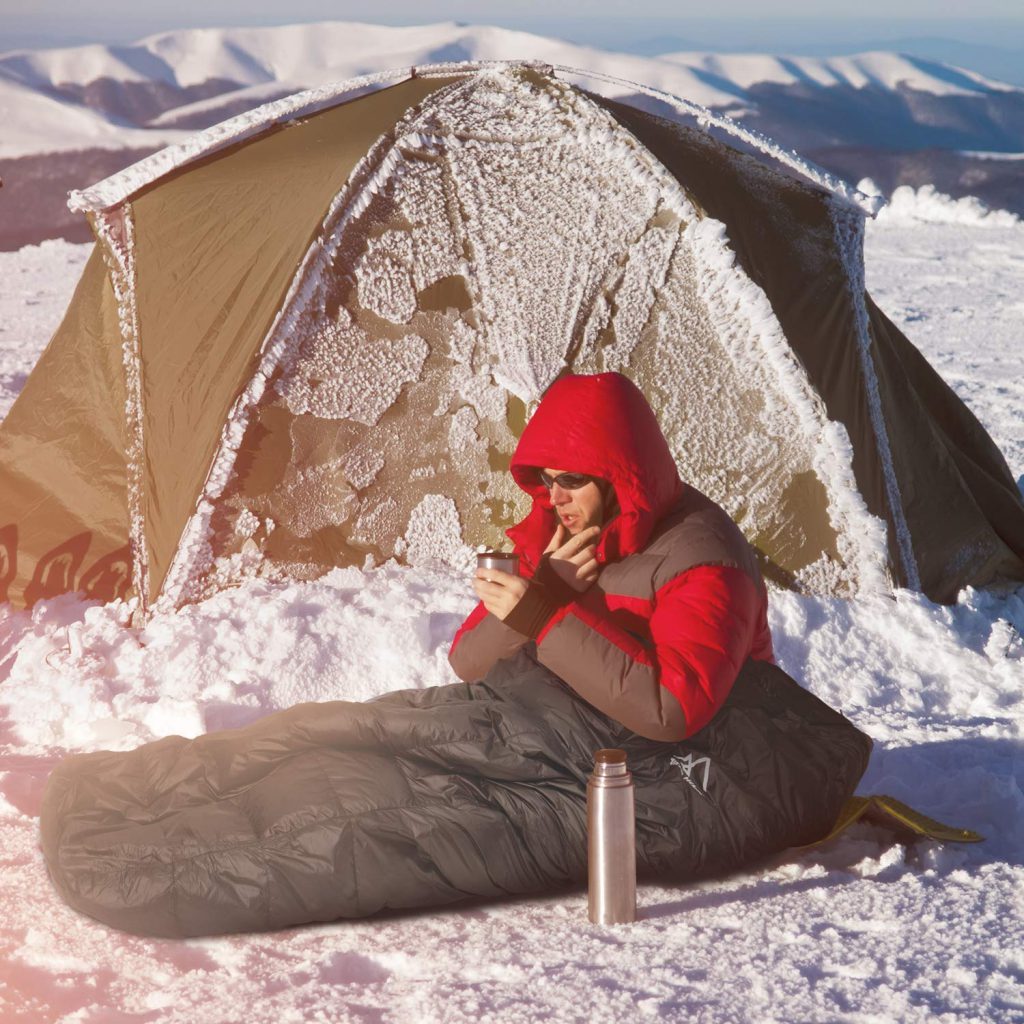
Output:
[{"xmin": 476, "ymin": 551, "xmax": 520, "ymax": 575}]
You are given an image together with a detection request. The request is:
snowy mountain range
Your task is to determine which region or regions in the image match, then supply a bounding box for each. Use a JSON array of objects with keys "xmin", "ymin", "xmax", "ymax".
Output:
[{"xmin": 2, "ymin": 21, "xmax": 1024, "ymax": 248}]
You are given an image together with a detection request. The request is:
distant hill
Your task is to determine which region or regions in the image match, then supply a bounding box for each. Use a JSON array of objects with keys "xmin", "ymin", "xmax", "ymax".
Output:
[{"xmin": 2, "ymin": 21, "xmax": 1022, "ymax": 249}]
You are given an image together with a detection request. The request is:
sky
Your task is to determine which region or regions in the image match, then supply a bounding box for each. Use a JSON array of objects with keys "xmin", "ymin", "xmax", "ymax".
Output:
[
  {"xmin": 2, "ymin": 2, "xmax": 1023, "ymax": 46},
  {"xmin": 2, "ymin": 2, "xmax": 1024, "ymax": 82}
]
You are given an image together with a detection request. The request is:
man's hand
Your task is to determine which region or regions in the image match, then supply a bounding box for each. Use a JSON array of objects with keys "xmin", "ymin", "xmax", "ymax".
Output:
[
  {"xmin": 544, "ymin": 523, "xmax": 601, "ymax": 592},
  {"xmin": 473, "ymin": 568, "xmax": 529, "ymax": 620}
]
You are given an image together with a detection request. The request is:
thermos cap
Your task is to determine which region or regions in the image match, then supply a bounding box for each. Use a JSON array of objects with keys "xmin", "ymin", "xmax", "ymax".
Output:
[{"xmin": 593, "ymin": 748, "xmax": 628, "ymax": 777}]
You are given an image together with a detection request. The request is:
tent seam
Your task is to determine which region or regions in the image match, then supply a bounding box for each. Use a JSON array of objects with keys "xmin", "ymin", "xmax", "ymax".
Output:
[
  {"xmin": 67, "ymin": 69, "xmax": 416, "ymax": 214},
  {"xmin": 93, "ymin": 204, "xmax": 152, "ymax": 615},
  {"xmin": 548, "ymin": 63, "xmax": 879, "ymax": 216},
  {"xmin": 829, "ymin": 201, "xmax": 921, "ymax": 591}
]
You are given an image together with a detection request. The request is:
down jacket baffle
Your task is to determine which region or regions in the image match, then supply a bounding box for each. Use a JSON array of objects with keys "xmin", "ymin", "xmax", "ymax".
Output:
[{"xmin": 449, "ymin": 372, "xmax": 775, "ymax": 740}]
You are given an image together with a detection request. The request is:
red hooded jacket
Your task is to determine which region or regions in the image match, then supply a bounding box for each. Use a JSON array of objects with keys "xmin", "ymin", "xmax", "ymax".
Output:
[{"xmin": 449, "ymin": 373, "xmax": 774, "ymax": 740}]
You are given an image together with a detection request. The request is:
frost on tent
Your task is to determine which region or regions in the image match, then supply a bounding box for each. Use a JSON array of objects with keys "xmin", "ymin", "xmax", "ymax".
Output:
[
  {"xmin": 277, "ymin": 306, "xmax": 429, "ymax": 424},
  {"xmin": 202, "ymin": 70, "xmax": 661, "ymax": 581},
  {"xmin": 570, "ymin": 214, "xmax": 852, "ymax": 593},
  {"xmin": 355, "ymin": 232, "xmax": 419, "ymax": 325},
  {"xmin": 405, "ymin": 494, "xmax": 476, "ymax": 572},
  {"xmin": 199, "ymin": 67, "xmax": 863, "ymax": 594}
]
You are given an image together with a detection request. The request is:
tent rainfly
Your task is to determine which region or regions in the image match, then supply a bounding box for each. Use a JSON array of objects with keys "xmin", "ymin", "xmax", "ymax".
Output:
[{"xmin": 2, "ymin": 62, "xmax": 1023, "ymax": 616}]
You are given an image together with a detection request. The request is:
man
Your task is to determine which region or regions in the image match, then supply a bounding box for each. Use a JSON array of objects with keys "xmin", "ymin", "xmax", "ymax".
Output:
[
  {"xmin": 449, "ymin": 371, "xmax": 775, "ymax": 740},
  {"xmin": 41, "ymin": 373, "xmax": 869, "ymax": 938}
]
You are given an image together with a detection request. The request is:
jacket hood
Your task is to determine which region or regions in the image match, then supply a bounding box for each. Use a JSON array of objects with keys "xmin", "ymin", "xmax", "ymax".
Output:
[{"xmin": 507, "ymin": 372, "xmax": 684, "ymax": 570}]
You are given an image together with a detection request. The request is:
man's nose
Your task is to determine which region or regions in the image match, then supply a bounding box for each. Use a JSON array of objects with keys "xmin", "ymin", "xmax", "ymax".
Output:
[{"xmin": 550, "ymin": 484, "xmax": 571, "ymax": 503}]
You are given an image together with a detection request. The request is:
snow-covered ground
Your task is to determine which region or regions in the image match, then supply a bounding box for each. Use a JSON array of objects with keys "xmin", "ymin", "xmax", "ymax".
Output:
[{"xmin": 1, "ymin": 186, "xmax": 1023, "ymax": 1022}]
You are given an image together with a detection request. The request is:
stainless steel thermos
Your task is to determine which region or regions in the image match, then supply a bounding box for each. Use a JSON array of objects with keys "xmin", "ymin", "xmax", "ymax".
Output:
[{"xmin": 587, "ymin": 748, "xmax": 636, "ymax": 924}]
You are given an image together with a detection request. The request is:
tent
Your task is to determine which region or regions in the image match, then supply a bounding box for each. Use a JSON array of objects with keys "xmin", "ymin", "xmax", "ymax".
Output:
[{"xmin": 2, "ymin": 61, "xmax": 1023, "ymax": 616}]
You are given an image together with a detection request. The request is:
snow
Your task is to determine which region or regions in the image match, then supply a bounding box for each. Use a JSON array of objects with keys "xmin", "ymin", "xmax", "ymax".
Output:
[
  {"xmin": 657, "ymin": 50, "xmax": 1023, "ymax": 98},
  {"xmin": 0, "ymin": 240, "xmax": 90, "ymax": 422},
  {"xmin": 960, "ymin": 150, "xmax": 1024, "ymax": 162},
  {"xmin": 2, "ymin": 21, "xmax": 746, "ymax": 162},
  {"xmin": 0, "ymin": 72, "xmax": 188, "ymax": 158},
  {"xmin": 2, "ymin": 199, "xmax": 1024, "ymax": 1019},
  {"xmin": 5, "ymin": 25, "xmax": 1017, "ymax": 162},
  {"xmin": 859, "ymin": 178, "xmax": 1022, "ymax": 229},
  {"xmin": 863, "ymin": 196, "xmax": 1024, "ymax": 491},
  {"xmin": 5, "ymin": 22, "xmax": 1005, "ymax": 217}
]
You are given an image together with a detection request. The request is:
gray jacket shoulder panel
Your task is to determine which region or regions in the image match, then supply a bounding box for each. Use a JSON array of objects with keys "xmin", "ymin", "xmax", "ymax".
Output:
[
  {"xmin": 596, "ymin": 489, "xmax": 763, "ymax": 600},
  {"xmin": 648, "ymin": 489, "xmax": 763, "ymax": 594}
]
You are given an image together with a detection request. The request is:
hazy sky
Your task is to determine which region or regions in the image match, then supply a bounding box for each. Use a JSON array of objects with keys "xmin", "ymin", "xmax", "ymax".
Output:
[
  {"xmin": 3, "ymin": 1, "xmax": 1024, "ymax": 65},
  {"xmin": 5, "ymin": 0, "xmax": 1024, "ymax": 20}
]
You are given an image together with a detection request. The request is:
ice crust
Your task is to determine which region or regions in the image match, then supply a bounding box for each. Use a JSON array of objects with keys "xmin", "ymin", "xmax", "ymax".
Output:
[
  {"xmin": 92, "ymin": 205, "xmax": 152, "ymax": 614},
  {"xmin": 550, "ymin": 64, "xmax": 881, "ymax": 216},
  {"xmin": 404, "ymin": 494, "xmax": 476, "ymax": 572},
  {"xmin": 152, "ymin": 66, "xmax": 887, "ymax": 604},
  {"xmin": 679, "ymin": 212, "xmax": 890, "ymax": 596},
  {"xmin": 355, "ymin": 233, "xmax": 419, "ymax": 324},
  {"xmin": 278, "ymin": 308, "xmax": 429, "ymax": 424},
  {"xmin": 157, "ymin": 123, "xmax": 420, "ymax": 608},
  {"xmin": 830, "ymin": 200, "xmax": 921, "ymax": 591}
]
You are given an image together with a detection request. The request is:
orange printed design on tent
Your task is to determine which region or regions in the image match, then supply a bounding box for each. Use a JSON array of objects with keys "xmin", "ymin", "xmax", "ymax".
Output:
[
  {"xmin": 80, "ymin": 544, "xmax": 133, "ymax": 604},
  {"xmin": 23, "ymin": 532, "xmax": 92, "ymax": 608},
  {"xmin": 0, "ymin": 524, "xmax": 16, "ymax": 603}
]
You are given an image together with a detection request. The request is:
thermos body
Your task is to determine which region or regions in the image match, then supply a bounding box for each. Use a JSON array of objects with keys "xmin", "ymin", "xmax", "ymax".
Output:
[{"xmin": 587, "ymin": 749, "xmax": 636, "ymax": 924}]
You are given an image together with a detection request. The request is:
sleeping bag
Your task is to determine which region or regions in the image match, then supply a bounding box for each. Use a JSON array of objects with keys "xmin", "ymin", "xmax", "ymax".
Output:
[{"xmin": 39, "ymin": 649, "xmax": 871, "ymax": 937}]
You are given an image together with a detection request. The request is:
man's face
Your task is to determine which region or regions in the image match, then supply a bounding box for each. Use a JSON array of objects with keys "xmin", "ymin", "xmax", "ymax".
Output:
[{"xmin": 541, "ymin": 467, "xmax": 605, "ymax": 535}]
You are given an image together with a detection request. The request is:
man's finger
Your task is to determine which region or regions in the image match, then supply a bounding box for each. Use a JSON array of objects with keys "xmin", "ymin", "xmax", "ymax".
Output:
[
  {"xmin": 474, "ymin": 568, "xmax": 518, "ymax": 586},
  {"xmin": 545, "ymin": 522, "xmax": 566, "ymax": 552},
  {"xmin": 473, "ymin": 579, "xmax": 504, "ymax": 598},
  {"xmin": 565, "ymin": 544, "xmax": 596, "ymax": 564},
  {"xmin": 555, "ymin": 525, "xmax": 600, "ymax": 557}
]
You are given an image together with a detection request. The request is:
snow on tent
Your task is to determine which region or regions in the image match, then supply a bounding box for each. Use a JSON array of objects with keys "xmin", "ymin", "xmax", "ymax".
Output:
[{"xmin": 1, "ymin": 61, "xmax": 1023, "ymax": 616}]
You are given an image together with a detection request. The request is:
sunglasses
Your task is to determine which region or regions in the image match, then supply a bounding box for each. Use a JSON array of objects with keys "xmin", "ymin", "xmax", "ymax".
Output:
[{"xmin": 538, "ymin": 470, "xmax": 594, "ymax": 491}]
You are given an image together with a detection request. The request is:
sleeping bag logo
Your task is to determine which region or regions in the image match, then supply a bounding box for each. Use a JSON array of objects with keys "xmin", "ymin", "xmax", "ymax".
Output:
[{"xmin": 670, "ymin": 752, "xmax": 711, "ymax": 796}]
